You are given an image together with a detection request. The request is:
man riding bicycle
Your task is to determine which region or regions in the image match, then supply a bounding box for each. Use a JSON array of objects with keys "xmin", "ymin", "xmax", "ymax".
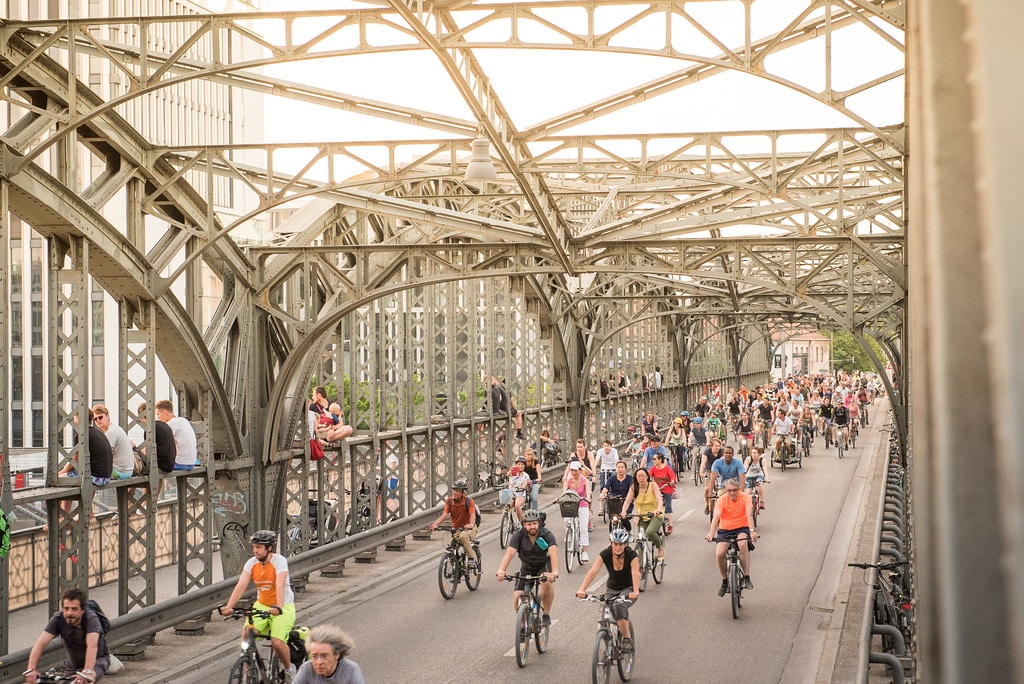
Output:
[
  {"xmin": 575, "ymin": 528, "xmax": 641, "ymax": 653},
  {"xmin": 496, "ymin": 508, "xmax": 559, "ymax": 627},
  {"xmin": 220, "ymin": 530, "xmax": 297, "ymax": 681},
  {"xmin": 429, "ymin": 479, "xmax": 480, "ymax": 567},
  {"xmin": 24, "ymin": 587, "xmax": 109, "ymax": 684},
  {"xmin": 705, "ymin": 478, "xmax": 759, "ymax": 594}
]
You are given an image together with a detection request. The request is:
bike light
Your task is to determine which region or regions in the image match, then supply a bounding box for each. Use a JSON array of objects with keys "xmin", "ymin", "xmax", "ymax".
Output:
[{"xmin": 240, "ymin": 641, "xmax": 251, "ymax": 652}]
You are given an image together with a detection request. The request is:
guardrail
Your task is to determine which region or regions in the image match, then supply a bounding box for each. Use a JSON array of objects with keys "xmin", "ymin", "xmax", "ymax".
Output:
[{"xmin": 855, "ymin": 419, "xmax": 915, "ymax": 683}]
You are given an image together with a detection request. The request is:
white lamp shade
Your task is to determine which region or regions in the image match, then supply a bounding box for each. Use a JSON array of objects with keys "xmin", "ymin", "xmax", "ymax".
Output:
[{"xmin": 465, "ymin": 137, "xmax": 498, "ymax": 182}]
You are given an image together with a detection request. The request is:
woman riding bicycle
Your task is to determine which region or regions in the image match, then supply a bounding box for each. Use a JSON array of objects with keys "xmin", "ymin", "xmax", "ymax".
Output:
[
  {"xmin": 743, "ymin": 447, "xmax": 767, "ymax": 510},
  {"xmin": 622, "ymin": 468, "xmax": 665, "ymax": 561},
  {"xmin": 523, "ymin": 448, "xmax": 542, "ymax": 510},
  {"xmin": 563, "ymin": 461, "xmax": 592, "ymax": 562},
  {"xmin": 575, "ymin": 528, "xmax": 641, "ymax": 653},
  {"xmin": 599, "ymin": 460, "xmax": 634, "ymax": 532},
  {"xmin": 666, "ymin": 418, "xmax": 688, "ymax": 473}
]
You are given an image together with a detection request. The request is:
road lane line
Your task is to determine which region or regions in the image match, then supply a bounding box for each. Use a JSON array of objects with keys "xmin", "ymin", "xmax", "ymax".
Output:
[{"xmin": 676, "ymin": 509, "xmax": 694, "ymax": 523}]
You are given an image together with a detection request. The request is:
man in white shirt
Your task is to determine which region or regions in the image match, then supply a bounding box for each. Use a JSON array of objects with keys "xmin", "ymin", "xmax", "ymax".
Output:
[
  {"xmin": 155, "ymin": 399, "xmax": 198, "ymax": 470},
  {"xmin": 92, "ymin": 404, "xmax": 135, "ymax": 479}
]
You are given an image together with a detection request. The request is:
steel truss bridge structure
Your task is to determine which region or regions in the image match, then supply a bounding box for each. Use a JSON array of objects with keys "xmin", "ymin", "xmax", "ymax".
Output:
[{"xmin": 0, "ymin": 0, "xmax": 1017, "ymax": 679}]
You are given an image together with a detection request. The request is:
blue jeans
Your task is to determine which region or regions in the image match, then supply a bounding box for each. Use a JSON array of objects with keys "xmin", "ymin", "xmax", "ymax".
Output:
[{"xmin": 530, "ymin": 483, "xmax": 540, "ymax": 510}]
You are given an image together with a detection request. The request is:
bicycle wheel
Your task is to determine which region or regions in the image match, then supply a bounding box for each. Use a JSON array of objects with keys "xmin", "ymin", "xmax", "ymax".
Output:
[
  {"xmin": 565, "ymin": 523, "xmax": 577, "ymax": 574},
  {"xmin": 228, "ymin": 656, "xmax": 259, "ymax": 684},
  {"xmin": 617, "ymin": 621, "xmax": 635, "ymax": 682},
  {"xmin": 267, "ymin": 653, "xmax": 284, "ymax": 684},
  {"xmin": 751, "ymin": 498, "xmax": 759, "ymax": 528},
  {"xmin": 465, "ymin": 547, "xmax": 482, "ymax": 591},
  {"xmin": 729, "ymin": 563, "xmax": 742, "ymax": 619},
  {"xmin": 515, "ymin": 602, "xmax": 532, "ymax": 668},
  {"xmin": 837, "ymin": 435, "xmax": 845, "ymax": 459},
  {"xmin": 591, "ymin": 629, "xmax": 612, "ymax": 684},
  {"xmin": 534, "ymin": 606, "xmax": 550, "ymax": 654},
  {"xmin": 693, "ymin": 464, "xmax": 701, "ymax": 486},
  {"xmin": 652, "ymin": 550, "xmax": 664, "ymax": 584},
  {"xmin": 637, "ymin": 544, "xmax": 649, "ymax": 592},
  {"xmin": 500, "ymin": 509, "xmax": 515, "ymax": 549},
  {"xmin": 438, "ymin": 553, "xmax": 458, "ymax": 600}
]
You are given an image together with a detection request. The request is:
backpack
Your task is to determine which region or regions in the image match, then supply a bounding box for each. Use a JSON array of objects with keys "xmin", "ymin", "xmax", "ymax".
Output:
[
  {"xmin": 449, "ymin": 496, "xmax": 482, "ymax": 527},
  {"xmin": 86, "ymin": 599, "xmax": 111, "ymax": 636},
  {"xmin": 0, "ymin": 508, "xmax": 10, "ymax": 559}
]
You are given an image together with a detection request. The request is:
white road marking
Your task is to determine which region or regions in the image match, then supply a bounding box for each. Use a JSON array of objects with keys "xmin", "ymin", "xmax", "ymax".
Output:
[
  {"xmin": 503, "ymin": 619, "xmax": 560, "ymax": 657},
  {"xmin": 676, "ymin": 509, "xmax": 694, "ymax": 523}
]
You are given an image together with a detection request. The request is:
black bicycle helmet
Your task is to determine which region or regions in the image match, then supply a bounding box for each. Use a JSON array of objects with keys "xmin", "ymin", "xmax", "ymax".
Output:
[
  {"xmin": 250, "ymin": 530, "xmax": 277, "ymax": 547},
  {"xmin": 522, "ymin": 509, "xmax": 542, "ymax": 523},
  {"xmin": 452, "ymin": 479, "xmax": 469, "ymax": 491}
]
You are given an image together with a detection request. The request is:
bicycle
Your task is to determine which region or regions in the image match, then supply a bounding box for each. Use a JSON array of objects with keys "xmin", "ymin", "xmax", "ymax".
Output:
[
  {"xmin": 34, "ymin": 671, "xmax": 78, "ymax": 683},
  {"xmin": 224, "ymin": 607, "xmax": 307, "ymax": 684},
  {"xmin": 624, "ymin": 513, "xmax": 664, "ymax": 591},
  {"xmin": 287, "ymin": 492, "xmax": 340, "ymax": 549},
  {"xmin": 498, "ymin": 488, "xmax": 526, "ymax": 548},
  {"xmin": 850, "ymin": 418, "xmax": 859, "ymax": 449},
  {"xmin": 849, "ymin": 560, "xmax": 913, "ymax": 653},
  {"xmin": 710, "ymin": 534, "xmax": 755, "ymax": 619},
  {"xmin": 771, "ymin": 434, "xmax": 798, "ymax": 471},
  {"xmin": 478, "ymin": 458, "xmax": 509, "ymax": 491},
  {"xmin": 558, "ymin": 491, "xmax": 583, "ymax": 573},
  {"xmin": 859, "ymin": 400, "xmax": 870, "ymax": 427},
  {"xmin": 435, "ymin": 525, "xmax": 482, "ymax": 599},
  {"xmin": 800, "ymin": 425, "xmax": 812, "ymax": 462},
  {"xmin": 835, "ymin": 424, "xmax": 848, "ymax": 459},
  {"xmin": 747, "ymin": 479, "xmax": 769, "ymax": 528},
  {"xmin": 502, "ymin": 573, "xmax": 551, "ymax": 668},
  {"xmin": 582, "ymin": 594, "xmax": 635, "ymax": 683}
]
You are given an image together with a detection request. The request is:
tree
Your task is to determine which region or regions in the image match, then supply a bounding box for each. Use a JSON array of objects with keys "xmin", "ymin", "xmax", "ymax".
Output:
[{"xmin": 821, "ymin": 330, "xmax": 886, "ymax": 373}]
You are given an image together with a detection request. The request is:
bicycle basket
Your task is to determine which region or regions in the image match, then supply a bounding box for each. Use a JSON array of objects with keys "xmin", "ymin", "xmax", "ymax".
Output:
[
  {"xmin": 558, "ymin": 490, "xmax": 581, "ymax": 518},
  {"xmin": 606, "ymin": 496, "xmax": 624, "ymax": 517},
  {"xmin": 499, "ymin": 489, "xmax": 515, "ymax": 506}
]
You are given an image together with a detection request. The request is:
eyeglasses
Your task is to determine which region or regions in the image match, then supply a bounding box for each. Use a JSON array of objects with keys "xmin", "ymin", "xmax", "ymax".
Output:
[
  {"xmin": 309, "ymin": 652, "xmax": 339, "ymax": 661},
  {"xmin": 725, "ymin": 488, "xmax": 740, "ymax": 493}
]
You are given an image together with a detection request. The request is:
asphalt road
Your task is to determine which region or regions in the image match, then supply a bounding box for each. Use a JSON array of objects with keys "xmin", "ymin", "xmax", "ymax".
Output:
[{"xmin": 184, "ymin": 419, "xmax": 884, "ymax": 684}]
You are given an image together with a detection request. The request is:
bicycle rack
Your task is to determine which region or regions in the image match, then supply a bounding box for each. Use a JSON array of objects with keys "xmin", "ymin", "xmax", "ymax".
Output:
[{"xmin": 856, "ymin": 416, "xmax": 916, "ymax": 683}]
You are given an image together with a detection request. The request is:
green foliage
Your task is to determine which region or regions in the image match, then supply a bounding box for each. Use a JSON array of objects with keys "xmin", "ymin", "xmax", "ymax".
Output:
[{"xmin": 821, "ymin": 330, "xmax": 887, "ymax": 373}]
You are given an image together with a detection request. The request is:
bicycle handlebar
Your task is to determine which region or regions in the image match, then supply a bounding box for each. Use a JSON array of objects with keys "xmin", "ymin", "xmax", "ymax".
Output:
[
  {"xmin": 580, "ymin": 594, "xmax": 630, "ymax": 604},
  {"xmin": 501, "ymin": 573, "xmax": 549, "ymax": 583},
  {"xmin": 222, "ymin": 606, "xmax": 273, "ymax": 620},
  {"xmin": 34, "ymin": 671, "xmax": 79, "ymax": 683},
  {"xmin": 433, "ymin": 525, "xmax": 470, "ymax": 533}
]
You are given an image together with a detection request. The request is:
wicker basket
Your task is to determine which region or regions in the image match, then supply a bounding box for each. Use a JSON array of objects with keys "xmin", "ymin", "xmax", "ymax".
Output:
[{"xmin": 558, "ymin": 490, "xmax": 581, "ymax": 518}]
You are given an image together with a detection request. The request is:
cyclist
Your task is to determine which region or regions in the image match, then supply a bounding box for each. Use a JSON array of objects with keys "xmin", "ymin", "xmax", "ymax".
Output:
[
  {"xmin": 818, "ymin": 396, "xmax": 835, "ymax": 444},
  {"xmin": 736, "ymin": 411, "xmax": 755, "ymax": 455},
  {"xmin": 624, "ymin": 432, "xmax": 645, "ymax": 471},
  {"xmin": 599, "ymin": 460, "xmax": 634, "ymax": 531},
  {"xmin": 505, "ymin": 456, "xmax": 533, "ymax": 522},
  {"xmin": 563, "ymin": 461, "xmax": 592, "ymax": 562},
  {"xmin": 771, "ymin": 408, "xmax": 796, "ymax": 462},
  {"xmin": 666, "ymin": 417, "xmax": 688, "ymax": 473},
  {"xmin": 710, "ymin": 445, "xmax": 747, "ymax": 494},
  {"xmin": 690, "ymin": 417, "xmax": 708, "ymax": 455},
  {"xmin": 798, "ymin": 405, "xmax": 816, "ymax": 448},
  {"xmin": 496, "ymin": 508, "xmax": 559, "ymax": 627},
  {"xmin": 594, "ymin": 438, "xmax": 619, "ymax": 517},
  {"xmin": 833, "ymin": 401, "xmax": 852, "ymax": 447},
  {"xmin": 641, "ymin": 433, "xmax": 669, "ymax": 471},
  {"xmin": 640, "ymin": 412, "xmax": 659, "ymax": 439},
  {"xmin": 705, "ymin": 477, "xmax": 759, "ymax": 594},
  {"xmin": 700, "ymin": 437, "xmax": 725, "ymax": 514},
  {"xmin": 575, "ymin": 528, "xmax": 641, "ymax": 653},
  {"xmin": 522, "ymin": 448, "xmax": 542, "ymax": 510},
  {"xmin": 219, "ymin": 530, "xmax": 297, "ymax": 681},
  {"xmin": 429, "ymin": 479, "xmax": 480, "ymax": 567},
  {"xmin": 744, "ymin": 446, "xmax": 767, "ymax": 510},
  {"xmin": 648, "ymin": 452, "xmax": 677, "ymax": 531},
  {"xmin": 294, "ymin": 624, "xmax": 365, "ymax": 684},
  {"xmin": 24, "ymin": 587, "xmax": 109, "ymax": 684},
  {"xmin": 622, "ymin": 467, "xmax": 665, "ymax": 561}
]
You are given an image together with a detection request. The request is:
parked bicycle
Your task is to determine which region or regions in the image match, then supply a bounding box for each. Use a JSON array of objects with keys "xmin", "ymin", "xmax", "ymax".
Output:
[
  {"xmin": 624, "ymin": 513, "xmax": 663, "ymax": 591},
  {"xmin": 558, "ymin": 490, "xmax": 583, "ymax": 573},
  {"xmin": 582, "ymin": 594, "xmax": 635, "ymax": 683},
  {"xmin": 286, "ymin": 492, "xmax": 340, "ymax": 548},
  {"xmin": 478, "ymin": 457, "xmax": 509, "ymax": 491},
  {"xmin": 224, "ymin": 607, "xmax": 308, "ymax": 684},
  {"xmin": 435, "ymin": 525, "xmax": 482, "ymax": 599},
  {"xmin": 502, "ymin": 573, "xmax": 551, "ymax": 668},
  {"xmin": 849, "ymin": 560, "xmax": 913, "ymax": 653}
]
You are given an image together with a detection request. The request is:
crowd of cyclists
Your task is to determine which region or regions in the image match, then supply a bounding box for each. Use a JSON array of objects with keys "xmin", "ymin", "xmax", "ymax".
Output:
[{"xmin": 442, "ymin": 369, "xmax": 883, "ymax": 671}]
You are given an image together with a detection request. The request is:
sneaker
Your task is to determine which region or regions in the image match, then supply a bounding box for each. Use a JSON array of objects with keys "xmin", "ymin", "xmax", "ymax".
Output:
[
  {"xmin": 285, "ymin": 665, "xmax": 297, "ymax": 683},
  {"xmin": 743, "ymin": 576, "xmax": 754, "ymax": 590},
  {"xmin": 718, "ymin": 580, "xmax": 729, "ymax": 597},
  {"xmin": 517, "ymin": 431, "xmax": 525, "ymax": 440},
  {"xmin": 704, "ymin": 505, "xmax": 710, "ymax": 515},
  {"xmin": 759, "ymin": 502, "xmax": 765, "ymax": 510},
  {"xmin": 580, "ymin": 550, "xmax": 590, "ymax": 563},
  {"xmin": 620, "ymin": 637, "xmax": 633, "ymax": 653},
  {"xmin": 542, "ymin": 613, "xmax": 552, "ymax": 627}
]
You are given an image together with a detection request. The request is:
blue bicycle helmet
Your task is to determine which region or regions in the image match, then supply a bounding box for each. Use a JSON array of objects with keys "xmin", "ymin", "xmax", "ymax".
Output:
[
  {"xmin": 610, "ymin": 528, "xmax": 630, "ymax": 544},
  {"xmin": 680, "ymin": 411, "xmax": 689, "ymax": 417}
]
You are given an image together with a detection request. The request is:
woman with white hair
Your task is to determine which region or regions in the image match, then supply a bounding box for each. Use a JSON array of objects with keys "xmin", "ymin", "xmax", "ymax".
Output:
[{"xmin": 294, "ymin": 624, "xmax": 364, "ymax": 684}]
